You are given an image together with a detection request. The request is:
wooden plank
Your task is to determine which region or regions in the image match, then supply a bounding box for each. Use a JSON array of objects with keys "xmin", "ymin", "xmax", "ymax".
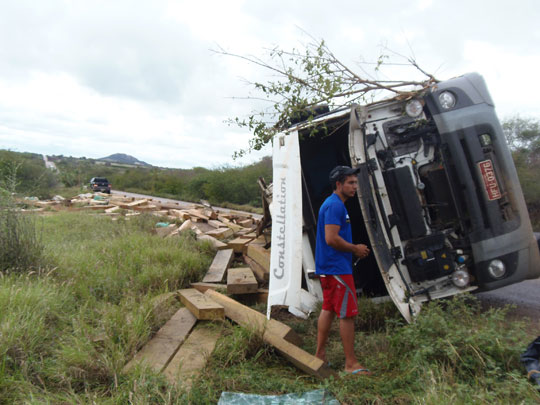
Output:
[
  {"xmin": 256, "ymin": 288, "xmax": 269, "ymax": 304},
  {"xmin": 191, "ymin": 222, "xmax": 215, "ymax": 233},
  {"xmin": 105, "ymin": 206, "xmax": 120, "ymax": 214},
  {"xmin": 197, "ymin": 234, "xmax": 228, "ymax": 250},
  {"xmin": 122, "ymin": 307, "xmax": 196, "ymax": 373},
  {"xmin": 202, "ymin": 249, "xmax": 234, "ymax": 283},
  {"xmin": 204, "ymin": 291, "xmax": 332, "ymax": 379},
  {"xmin": 246, "ymin": 244, "xmax": 270, "ymax": 271},
  {"xmin": 207, "ymin": 219, "xmax": 224, "ymax": 229},
  {"xmin": 178, "ymin": 219, "xmax": 194, "ymax": 233},
  {"xmin": 243, "ymin": 255, "xmax": 269, "ymax": 283},
  {"xmin": 186, "ymin": 209, "xmax": 209, "ymax": 221},
  {"xmin": 228, "ymin": 237, "xmax": 253, "ymax": 254},
  {"xmin": 205, "ymin": 227, "xmax": 234, "ymax": 240},
  {"xmin": 237, "ymin": 218, "xmax": 253, "ymax": 227},
  {"xmin": 178, "ymin": 289, "xmax": 224, "ymax": 320},
  {"xmin": 153, "ymin": 224, "xmax": 178, "ymax": 238},
  {"xmin": 227, "ymin": 267, "xmax": 258, "ymax": 294},
  {"xmin": 132, "ymin": 204, "xmax": 159, "ymax": 212},
  {"xmin": 82, "ymin": 204, "xmax": 116, "ymax": 210},
  {"xmin": 250, "ymin": 234, "xmax": 269, "ymax": 246},
  {"xmin": 225, "ymin": 222, "xmax": 244, "ymax": 233},
  {"xmin": 239, "ymin": 232, "xmax": 257, "ymax": 239},
  {"xmin": 126, "ymin": 199, "xmax": 148, "ymax": 207},
  {"xmin": 170, "ymin": 209, "xmax": 191, "ymax": 220},
  {"xmin": 202, "ymin": 208, "xmax": 218, "ymax": 220},
  {"xmin": 204, "ymin": 290, "xmax": 302, "ymax": 346},
  {"xmin": 190, "ymin": 282, "xmax": 228, "ymax": 294},
  {"xmin": 163, "ymin": 323, "xmax": 221, "ymax": 388},
  {"xmin": 264, "ymin": 329, "xmax": 336, "ymax": 379}
]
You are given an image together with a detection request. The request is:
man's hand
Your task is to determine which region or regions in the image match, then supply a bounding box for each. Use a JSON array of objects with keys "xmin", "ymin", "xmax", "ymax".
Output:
[
  {"xmin": 352, "ymin": 244, "xmax": 370, "ymax": 259},
  {"xmin": 325, "ymin": 224, "xmax": 370, "ymax": 258}
]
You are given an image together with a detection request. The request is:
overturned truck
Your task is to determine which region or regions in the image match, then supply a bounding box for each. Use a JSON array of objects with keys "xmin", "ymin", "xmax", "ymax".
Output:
[{"xmin": 267, "ymin": 72, "xmax": 540, "ymax": 322}]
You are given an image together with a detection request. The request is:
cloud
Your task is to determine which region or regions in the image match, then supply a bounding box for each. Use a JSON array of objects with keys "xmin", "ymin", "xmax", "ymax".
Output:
[{"xmin": 0, "ymin": 0, "xmax": 539, "ymax": 170}]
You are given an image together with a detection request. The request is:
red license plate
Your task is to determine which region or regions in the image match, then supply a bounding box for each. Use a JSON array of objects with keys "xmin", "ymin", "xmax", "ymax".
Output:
[{"xmin": 478, "ymin": 159, "xmax": 502, "ymax": 201}]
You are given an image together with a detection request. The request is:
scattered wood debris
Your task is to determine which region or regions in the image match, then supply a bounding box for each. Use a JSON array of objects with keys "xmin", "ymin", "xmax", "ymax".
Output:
[{"xmin": 25, "ymin": 193, "xmax": 331, "ymax": 383}]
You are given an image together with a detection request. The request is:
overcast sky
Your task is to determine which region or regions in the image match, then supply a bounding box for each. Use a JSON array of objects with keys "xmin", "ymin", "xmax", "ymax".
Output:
[{"xmin": 0, "ymin": 0, "xmax": 539, "ymax": 169}]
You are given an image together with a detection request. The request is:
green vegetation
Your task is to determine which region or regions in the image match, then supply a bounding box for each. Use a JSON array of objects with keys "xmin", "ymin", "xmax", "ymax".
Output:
[
  {"xmin": 0, "ymin": 211, "xmax": 214, "ymax": 403},
  {"xmin": 0, "ymin": 150, "xmax": 57, "ymax": 199},
  {"xmin": 503, "ymin": 115, "xmax": 540, "ymax": 230},
  {"xmin": 0, "ymin": 171, "xmax": 45, "ymax": 273},
  {"xmin": 0, "ymin": 212, "xmax": 538, "ymax": 404},
  {"xmin": 51, "ymin": 154, "xmax": 272, "ymax": 208}
]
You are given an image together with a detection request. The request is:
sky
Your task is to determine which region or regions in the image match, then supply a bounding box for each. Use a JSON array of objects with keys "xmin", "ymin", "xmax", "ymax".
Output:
[{"xmin": 0, "ymin": 0, "xmax": 539, "ymax": 169}]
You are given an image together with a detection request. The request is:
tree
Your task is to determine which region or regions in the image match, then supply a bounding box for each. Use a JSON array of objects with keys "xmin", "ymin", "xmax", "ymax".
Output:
[
  {"xmin": 502, "ymin": 115, "xmax": 540, "ymax": 162},
  {"xmin": 502, "ymin": 115, "xmax": 540, "ymax": 229},
  {"xmin": 217, "ymin": 39, "xmax": 437, "ymax": 157}
]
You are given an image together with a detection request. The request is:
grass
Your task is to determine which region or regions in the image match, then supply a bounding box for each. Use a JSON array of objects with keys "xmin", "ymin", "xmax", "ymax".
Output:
[{"xmin": 0, "ymin": 210, "xmax": 538, "ymax": 404}]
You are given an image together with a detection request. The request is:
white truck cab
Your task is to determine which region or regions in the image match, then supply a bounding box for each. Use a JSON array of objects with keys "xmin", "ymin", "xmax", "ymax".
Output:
[{"xmin": 267, "ymin": 73, "xmax": 540, "ymax": 322}]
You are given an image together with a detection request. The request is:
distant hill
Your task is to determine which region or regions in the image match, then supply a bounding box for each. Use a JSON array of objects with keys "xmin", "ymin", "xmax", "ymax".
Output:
[{"xmin": 98, "ymin": 153, "xmax": 151, "ymax": 167}]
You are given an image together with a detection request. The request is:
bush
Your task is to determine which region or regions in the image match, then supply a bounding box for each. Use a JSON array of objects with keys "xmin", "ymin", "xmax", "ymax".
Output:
[{"xmin": 0, "ymin": 194, "xmax": 45, "ymax": 273}]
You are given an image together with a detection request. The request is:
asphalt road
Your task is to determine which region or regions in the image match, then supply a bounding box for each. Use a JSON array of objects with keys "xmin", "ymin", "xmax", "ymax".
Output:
[{"xmin": 476, "ymin": 277, "xmax": 540, "ymax": 320}]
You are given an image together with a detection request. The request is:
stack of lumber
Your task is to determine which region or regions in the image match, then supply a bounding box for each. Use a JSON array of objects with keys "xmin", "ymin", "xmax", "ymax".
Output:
[
  {"xmin": 122, "ymin": 288, "xmax": 334, "ymax": 390},
  {"xmin": 190, "ymin": 237, "xmax": 270, "ymax": 302},
  {"xmin": 18, "ymin": 193, "xmax": 263, "ymax": 248}
]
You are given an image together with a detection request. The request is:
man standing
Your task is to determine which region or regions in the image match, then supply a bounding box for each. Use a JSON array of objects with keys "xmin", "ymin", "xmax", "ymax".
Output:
[{"xmin": 314, "ymin": 165, "xmax": 371, "ymax": 375}]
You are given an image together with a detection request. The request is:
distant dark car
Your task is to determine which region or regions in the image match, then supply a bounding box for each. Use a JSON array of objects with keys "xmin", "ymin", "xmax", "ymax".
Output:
[{"xmin": 90, "ymin": 177, "xmax": 111, "ymax": 194}]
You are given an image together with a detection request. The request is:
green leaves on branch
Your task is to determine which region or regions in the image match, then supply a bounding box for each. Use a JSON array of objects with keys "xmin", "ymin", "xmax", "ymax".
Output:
[{"xmin": 219, "ymin": 39, "xmax": 437, "ymax": 157}]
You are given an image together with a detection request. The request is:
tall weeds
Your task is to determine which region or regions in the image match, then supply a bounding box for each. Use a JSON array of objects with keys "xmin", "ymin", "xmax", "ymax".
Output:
[{"xmin": 0, "ymin": 166, "xmax": 44, "ymax": 272}]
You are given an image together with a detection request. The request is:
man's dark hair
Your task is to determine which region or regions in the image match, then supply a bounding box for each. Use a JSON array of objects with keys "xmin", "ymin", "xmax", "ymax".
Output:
[{"xmin": 329, "ymin": 166, "xmax": 360, "ymax": 190}]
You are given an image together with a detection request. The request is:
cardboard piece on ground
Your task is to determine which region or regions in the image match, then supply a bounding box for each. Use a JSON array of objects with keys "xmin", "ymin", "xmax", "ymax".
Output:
[
  {"xmin": 122, "ymin": 307, "xmax": 196, "ymax": 373},
  {"xmin": 163, "ymin": 323, "xmax": 221, "ymax": 388},
  {"xmin": 203, "ymin": 249, "xmax": 234, "ymax": 283},
  {"xmin": 227, "ymin": 267, "xmax": 258, "ymax": 294},
  {"xmin": 243, "ymin": 255, "xmax": 269, "ymax": 283},
  {"xmin": 204, "ymin": 290, "xmax": 301, "ymax": 346},
  {"xmin": 178, "ymin": 289, "xmax": 224, "ymax": 320},
  {"xmin": 246, "ymin": 244, "xmax": 270, "ymax": 271}
]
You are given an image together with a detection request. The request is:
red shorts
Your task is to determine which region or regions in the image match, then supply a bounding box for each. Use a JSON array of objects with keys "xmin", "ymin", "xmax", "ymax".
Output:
[{"xmin": 320, "ymin": 274, "xmax": 358, "ymax": 318}]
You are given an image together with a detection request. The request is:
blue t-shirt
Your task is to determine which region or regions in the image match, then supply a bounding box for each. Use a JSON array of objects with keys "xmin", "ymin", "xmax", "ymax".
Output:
[{"xmin": 315, "ymin": 193, "xmax": 353, "ymax": 275}]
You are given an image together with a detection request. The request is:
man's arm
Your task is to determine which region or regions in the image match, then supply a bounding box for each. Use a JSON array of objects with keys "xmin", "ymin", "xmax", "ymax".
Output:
[{"xmin": 325, "ymin": 224, "xmax": 370, "ymax": 258}]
